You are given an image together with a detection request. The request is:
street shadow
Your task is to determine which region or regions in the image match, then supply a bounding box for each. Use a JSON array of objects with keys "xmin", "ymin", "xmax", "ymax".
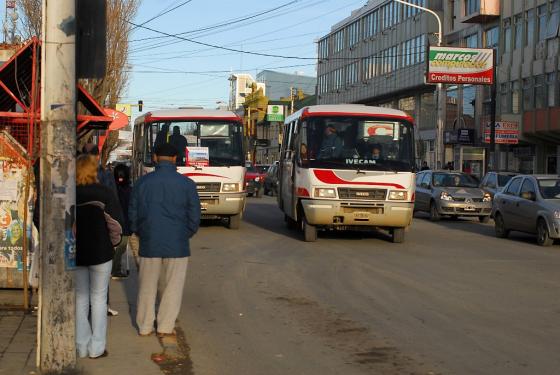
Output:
[
  {"xmin": 244, "ymin": 198, "xmax": 395, "ymax": 243},
  {"xmin": 413, "ymin": 211, "xmax": 543, "ymax": 247},
  {"xmin": 119, "ymin": 251, "xmax": 140, "ymax": 331}
]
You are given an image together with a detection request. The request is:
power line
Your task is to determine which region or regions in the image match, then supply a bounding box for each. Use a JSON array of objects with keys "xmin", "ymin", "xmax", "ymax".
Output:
[{"xmin": 131, "ymin": 0, "xmax": 195, "ymax": 31}]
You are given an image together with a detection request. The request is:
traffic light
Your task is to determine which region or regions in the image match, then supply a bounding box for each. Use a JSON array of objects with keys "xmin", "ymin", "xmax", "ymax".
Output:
[{"xmin": 138, "ymin": 100, "xmax": 143, "ymax": 112}]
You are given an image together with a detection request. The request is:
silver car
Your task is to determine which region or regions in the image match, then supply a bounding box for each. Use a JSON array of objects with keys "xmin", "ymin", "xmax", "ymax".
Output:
[
  {"xmin": 415, "ymin": 170, "xmax": 493, "ymax": 222},
  {"xmin": 493, "ymin": 175, "xmax": 560, "ymax": 246}
]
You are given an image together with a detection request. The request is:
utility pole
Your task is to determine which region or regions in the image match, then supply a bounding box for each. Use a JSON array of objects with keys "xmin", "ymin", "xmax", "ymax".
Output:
[
  {"xmin": 39, "ymin": 0, "xmax": 77, "ymax": 372},
  {"xmin": 394, "ymin": 0, "xmax": 444, "ymax": 168},
  {"xmin": 290, "ymin": 87, "xmax": 295, "ymax": 115}
]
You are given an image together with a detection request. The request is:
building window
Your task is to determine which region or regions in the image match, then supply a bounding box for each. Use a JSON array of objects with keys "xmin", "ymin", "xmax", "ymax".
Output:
[
  {"xmin": 500, "ymin": 83, "xmax": 511, "ymax": 113},
  {"xmin": 417, "ymin": 35, "xmax": 426, "ymax": 63},
  {"xmin": 363, "ymin": 10, "xmax": 379, "ymax": 38},
  {"xmin": 463, "ymin": 85, "xmax": 476, "ymax": 128},
  {"xmin": 547, "ymin": 72, "xmax": 559, "ymax": 107},
  {"xmin": 503, "ymin": 18, "xmax": 512, "ymax": 53},
  {"xmin": 525, "ymin": 9, "xmax": 535, "ymax": 47},
  {"xmin": 318, "ymin": 38, "xmax": 329, "ymax": 60},
  {"xmin": 348, "ymin": 21, "xmax": 360, "ymax": 47},
  {"xmin": 514, "ymin": 14, "xmax": 523, "ymax": 49},
  {"xmin": 465, "ymin": 0, "xmax": 480, "ymax": 16},
  {"xmin": 346, "ymin": 62, "xmax": 358, "ymax": 85},
  {"xmin": 485, "ymin": 26, "xmax": 499, "ymax": 63},
  {"xmin": 535, "ymin": 75, "xmax": 546, "ymax": 109},
  {"xmin": 333, "ymin": 30, "xmax": 345, "ymax": 53},
  {"xmin": 523, "ymin": 78, "xmax": 534, "ymax": 110},
  {"xmin": 465, "ymin": 33, "xmax": 478, "ymax": 48},
  {"xmin": 538, "ymin": 5, "xmax": 547, "ymax": 41},
  {"xmin": 419, "ymin": 92, "xmax": 435, "ymax": 130},
  {"xmin": 547, "ymin": 0, "xmax": 560, "ymax": 39},
  {"xmin": 512, "ymin": 81, "xmax": 521, "ymax": 114}
]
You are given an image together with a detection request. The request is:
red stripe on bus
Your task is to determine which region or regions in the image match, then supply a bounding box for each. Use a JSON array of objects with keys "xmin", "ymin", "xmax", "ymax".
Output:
[
  {"xmin": 183, "ymin": 173, "xmax": 229, "ymax": 179},
  {"xmin": 300, "ymin": 111, "xmax": 414, "ymax": 124},
  {"xmin": 313, "ymin": 169, "xmax": 405, "ymax": 189}
]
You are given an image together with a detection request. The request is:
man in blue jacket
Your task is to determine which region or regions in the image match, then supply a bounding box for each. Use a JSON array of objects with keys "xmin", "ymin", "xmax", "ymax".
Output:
[{"xmin": 129, "ymin": 143, "xmax": 200, "ymax": 337}]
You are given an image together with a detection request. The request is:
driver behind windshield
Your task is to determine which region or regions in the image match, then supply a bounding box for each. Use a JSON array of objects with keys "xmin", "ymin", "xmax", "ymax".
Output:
[{"xmin": 318, "ymin": 125, "xmax": 343, "ymax": 159}]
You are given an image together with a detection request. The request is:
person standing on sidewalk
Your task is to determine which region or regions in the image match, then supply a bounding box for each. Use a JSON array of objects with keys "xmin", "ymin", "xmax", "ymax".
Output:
[
  {"xmin": 112, "ymin": 163, "xmax": 132, "ymax": 279},
  {"xmin": 76, "ymin": 155, "xmax": 124, "ymax": 359},
  {"xmin": 129, "ymin": 143, "xmax": 200, "ymax": 337}
]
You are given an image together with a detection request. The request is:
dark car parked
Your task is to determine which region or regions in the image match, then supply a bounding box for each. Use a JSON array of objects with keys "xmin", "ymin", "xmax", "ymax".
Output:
[
  {"xmin": 263, "ymin": 164, "xmax": 279, "ymax": 196},
  {"xmin": 492, "ymin": 175, "xmax": 560, "ymax": 246},
  {"xmin": 480, "ymin": 171, "xmax": 518, "ymax": 198}
]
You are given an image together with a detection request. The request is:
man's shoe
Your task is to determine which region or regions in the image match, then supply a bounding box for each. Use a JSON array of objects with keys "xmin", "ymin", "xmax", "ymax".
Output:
[
  {"xmin": 89, "ymin": 350, "xmax": 108, "ymax": 359},
  {"xmin": 107, "ymin": 307, "xmax": 119, "ymax": 316}
]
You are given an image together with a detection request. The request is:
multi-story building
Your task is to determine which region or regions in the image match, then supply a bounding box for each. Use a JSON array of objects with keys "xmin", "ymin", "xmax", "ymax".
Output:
[
  {"xmin": 318, "ymin": 0, "xmax": 560, "ymax": 175},
  {"xmin": 228, "ymin": 74, "xmax": 266, "ymax": 110},
  {"xmin": 317, "ymin": 0, "xmax": 443, "ymax": 165}
]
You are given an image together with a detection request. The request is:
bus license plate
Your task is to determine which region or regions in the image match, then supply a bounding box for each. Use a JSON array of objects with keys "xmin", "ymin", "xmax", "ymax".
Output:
[
  {"xmin": 464, "ymin": 206, "xmax": 475, "ymax": 211},
  {"xmin": 353, "ymin": 212, "xmax": 369, "ymax": 219}
]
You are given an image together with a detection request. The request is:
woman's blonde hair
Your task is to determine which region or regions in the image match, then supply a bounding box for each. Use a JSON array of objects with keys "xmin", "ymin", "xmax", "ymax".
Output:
[{"xmin": 76, "ymin": 154, "xmax": 99, "ymax": 186}]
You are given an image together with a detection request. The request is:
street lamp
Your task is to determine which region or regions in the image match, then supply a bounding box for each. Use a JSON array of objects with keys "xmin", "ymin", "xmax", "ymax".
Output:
[{"xmin": 394, "ymin": 0, "xmax": 445, "ymax": 169}]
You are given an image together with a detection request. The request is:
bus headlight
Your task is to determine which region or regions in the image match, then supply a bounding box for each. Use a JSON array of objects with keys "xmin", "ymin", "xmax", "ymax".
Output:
[
  {"xmin": 388, "ymin": 190, "xmax": 408, "ymax": 200},
  {"xmin": 222, "ymin": 183, "xmax": 239, "ymax": 192},
  {"xmin": 314, "ymin": 188, "xmax": 336, "ymax": 198}
]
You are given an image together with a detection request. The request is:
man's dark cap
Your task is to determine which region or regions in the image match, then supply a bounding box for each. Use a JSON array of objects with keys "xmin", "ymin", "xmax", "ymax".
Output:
[{"xmin": 154, "ymin": 143, "xmax": 179, "ymax": 157}]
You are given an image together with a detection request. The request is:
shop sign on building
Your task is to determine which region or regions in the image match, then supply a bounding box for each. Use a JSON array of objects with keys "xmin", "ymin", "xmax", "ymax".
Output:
[
  {"xmin": 444, "ymin": 129, "xmax": 474, "ymax": 144},
  {"xmin": 484, "ymin": 121, "xmax": 519, "ymax": 144},
  {"xmin": 427, "ymin": 46, "xmax": 494, "ymax": 85},
  {"xmin": 266, "ymin": 105, "xmax": 284, "ymax": 122}
]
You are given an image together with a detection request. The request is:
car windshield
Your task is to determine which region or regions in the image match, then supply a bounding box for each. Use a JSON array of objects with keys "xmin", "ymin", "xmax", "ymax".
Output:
[
  {"xmin": 433, "ymin": 173, "xmax": 479, "ymax": 188},
  {"xmin": 538, "ymin": 179, "xmax": 560, "ymax": 199},
  {"xmin": 300, "ymin": 116, "xmax": 414, "ymax": 172},
  {"xmin": 498, "ymin": 174, "xmax": 515, "ymax": 186},
  {"xmin": 148, "ymin": 120, "xmax": 244, "ymax": 167},
  {"xmin": 246, "ymin": 166, "xmax": 257, "ymax": 173}
]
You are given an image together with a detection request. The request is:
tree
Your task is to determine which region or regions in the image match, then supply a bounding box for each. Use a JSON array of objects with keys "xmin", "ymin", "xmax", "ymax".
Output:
[{"xmin": 17, "ymin": 0, "xmax": 141, "ymax": 166}]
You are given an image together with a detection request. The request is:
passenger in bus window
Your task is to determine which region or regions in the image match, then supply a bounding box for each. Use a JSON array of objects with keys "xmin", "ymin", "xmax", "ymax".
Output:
[
  {"xmin": 169, "ymin": 126, "xmax": 188, "ymax": 165},
  {"xmin": 318, "ymin": 125, "xmax": 343, "ymax": 159},
  {"xmin": 371, "ymin": 144, "xmax": 382, "ymax": 160},
  {"xmin": 154, "ymin": 123, "xmax": 170, "ymax": 148}
]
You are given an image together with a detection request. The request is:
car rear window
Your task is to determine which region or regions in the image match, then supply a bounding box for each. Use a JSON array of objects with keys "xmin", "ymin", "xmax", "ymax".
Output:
[
  {"xmin": 497, "ymin": 174, "xmax": 515, "ymax": 187},
  {"xmin": 538, "ymin": 179, "xmax": 560, "ymax": 199}
]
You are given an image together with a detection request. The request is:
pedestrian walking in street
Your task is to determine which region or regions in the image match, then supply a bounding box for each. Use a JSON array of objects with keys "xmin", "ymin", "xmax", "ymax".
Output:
[
  {"xmin": 75, "ymin": 155, "xmax": 124, "ymax": 359},
  {"xmin": 112, "ymin": 163, "xmax": 132, "ymax": 279},
  {"xmin": 421, "ymin": 161, "xmax": 430, "ymax": 171},
  {"xmin": 130, "ymin": 143, "xmax": 200, "ymax": 337}
]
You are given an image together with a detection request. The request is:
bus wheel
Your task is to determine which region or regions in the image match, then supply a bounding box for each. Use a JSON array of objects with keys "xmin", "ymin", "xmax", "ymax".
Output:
[
  {"xmin": 303, "ymin": 217, "xmax": 317, "ymax": 242},
  {"xmin": 228, "ymin": 214, "xmax": 241, "ymax": 230},
  {"xmin": 391, "ymin": 228, "xmax": 405, "ymax": 243}
]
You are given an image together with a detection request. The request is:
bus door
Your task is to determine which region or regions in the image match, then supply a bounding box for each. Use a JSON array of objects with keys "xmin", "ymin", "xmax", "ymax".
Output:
[{"xmin": 281, "ymin": 120, "xmax": 297, "ymax": 218}]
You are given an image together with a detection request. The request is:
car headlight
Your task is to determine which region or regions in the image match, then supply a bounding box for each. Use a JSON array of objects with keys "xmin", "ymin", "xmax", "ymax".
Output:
[
  {"xmin": 314, "ymin": 188, "xmax": 336, "ymax": 198},
  {"xmin": 388, "ymin": 190, "xmax": 408, "ymax": 200},
  {"xmin": 254, "ymin": 176, "xmax": 260, "ymax": 182},
  {"xmin": 440, "ymin": 191, "xmax": 453, "ymax": 201},
  {"xmin": 483, "ymin": 193, "xmax": 492, "ymax": 202},
  {"xmin": 222, "ymin": 183, "xmax": 239, "ymax": 192},
  {"xmin": 554, "ymin": 211, "xmax": 560, "ymax": 219}
]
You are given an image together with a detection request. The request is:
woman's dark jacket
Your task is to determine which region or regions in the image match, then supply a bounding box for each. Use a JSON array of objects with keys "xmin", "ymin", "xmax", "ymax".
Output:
[{"xmin": 76, "ymin": 183, "xmax": 124, "ymax": 266}]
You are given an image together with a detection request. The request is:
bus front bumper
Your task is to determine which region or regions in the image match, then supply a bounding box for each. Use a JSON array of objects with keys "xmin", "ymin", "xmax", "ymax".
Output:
[
  {"xmin": 301, "ymin": 199, "xmax": 413, "ymax": 228},
  {"xmin": 199, "ymin": 192, "xmax": 246, "ymax": 217}
]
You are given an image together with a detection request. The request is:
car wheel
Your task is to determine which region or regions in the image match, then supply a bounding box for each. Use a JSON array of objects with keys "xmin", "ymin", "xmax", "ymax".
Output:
[
  {"xmin": 537, "ymin": 218, "xmax": 554, "ymax": 247},
  {"xmin": 302, "ymin": 216, "xmax": 317, "ymax": 242},
  {"xmin": 479, "ymin": 216, "xmax": 490, "ymax": 223},
  {"xmin": 228, "ymin": 214, "xmax": 241, "ymax": 230},
  {"xmin": 494, "ymin": 213, "xmax": 509, "ymax": 238},
  {"xmin": 429, "ymin": 201, "xmax": 441, "ymax": 222},
  {"xmin": 391, "ymin": 227, "xmax": 405, "ymax": 243}
]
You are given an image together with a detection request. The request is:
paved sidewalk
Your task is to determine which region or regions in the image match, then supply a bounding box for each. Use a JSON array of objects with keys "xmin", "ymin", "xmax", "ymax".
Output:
[{"xmin": 0, "ymin": 256, "xmax": 165, "ymax": 375}]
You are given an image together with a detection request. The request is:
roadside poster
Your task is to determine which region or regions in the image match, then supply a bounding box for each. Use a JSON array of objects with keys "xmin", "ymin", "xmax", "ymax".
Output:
[
  {"xmin": 266, "ymin": 105, "xmax": 284, "ymax": 122},
  {"xmin": 115, "ymin": 103, "xmax": 132, "ymax": 118},
  {"xmin": 186, "ymin": 147, "xmax": 209, "ymax": 167},
  {"xmin": 484, "ymin": 121, "xmax": 519, "ymax": 144},
  {"xmin": 427, "ymin": 46, "xmax": 494, "ymax": 85}
]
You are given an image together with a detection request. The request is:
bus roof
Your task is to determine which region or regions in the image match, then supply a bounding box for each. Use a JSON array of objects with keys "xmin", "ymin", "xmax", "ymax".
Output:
[
  {"xmin": 285, "ymin": 104, "xmax": 413, "ymax": 124},
  {"xmin": 134, "ymin": 108, "xmax": 242, "ymax": 124}
]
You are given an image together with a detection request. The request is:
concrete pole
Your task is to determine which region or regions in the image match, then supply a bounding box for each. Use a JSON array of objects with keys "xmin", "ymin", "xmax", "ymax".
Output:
[{"xmin": 39, "ymin": 0, "xmax": 77, "ymax": 371}]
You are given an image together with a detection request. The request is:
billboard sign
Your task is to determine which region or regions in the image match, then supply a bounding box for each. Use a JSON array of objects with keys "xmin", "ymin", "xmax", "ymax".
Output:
[
  {"xmin": 427, "ymin": 46, "xmax": 494, "ymax": 85},
  {"xmin": 266, "ymin": 105, "xmax": 284, "ymax": 122},
  {"xmin": 484, "ymin": 121, "xmax": 519, "ymax": 144}
]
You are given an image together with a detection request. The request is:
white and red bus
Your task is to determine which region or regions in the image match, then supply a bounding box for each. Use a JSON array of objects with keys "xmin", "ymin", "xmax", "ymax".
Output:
[
  {"xmin": 132, "ymin": 109, "xmax": 246, "ymax": 229},
  {"xmin": 278, "ymin": 105, "xmax": 416, "ymax": 242}
]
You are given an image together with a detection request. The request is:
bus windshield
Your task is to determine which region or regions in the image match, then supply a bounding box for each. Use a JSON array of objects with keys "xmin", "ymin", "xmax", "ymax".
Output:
[
  {"xmin": 300, "ymin": 117, "xmax": 414, "ymax": 172},
  {"xmin": 146, "ymin": 120, "xmax": 244, "ymax": 167}
]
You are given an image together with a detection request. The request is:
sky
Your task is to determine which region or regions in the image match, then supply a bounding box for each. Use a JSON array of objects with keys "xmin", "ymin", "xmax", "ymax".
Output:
[{"xmin": 123, "ymin": 0, "xmax": 367, "ymax": 118}]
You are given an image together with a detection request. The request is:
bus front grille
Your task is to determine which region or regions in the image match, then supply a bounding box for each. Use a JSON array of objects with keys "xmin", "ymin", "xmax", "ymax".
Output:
[
  {"xmin": 196, "ymin": 183, "xmax": 221, "ymax": 192},
  {"xmin": 337, "ymin": 188, "xmax": 387, "ymax": 200}
]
